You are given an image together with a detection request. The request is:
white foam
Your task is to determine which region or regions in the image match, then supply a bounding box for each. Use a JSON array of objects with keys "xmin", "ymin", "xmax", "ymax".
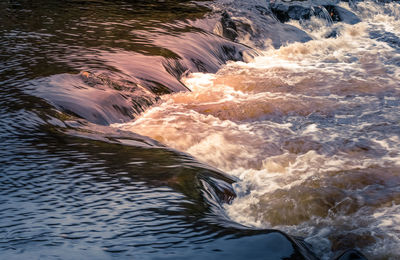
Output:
[{"xmin": 112, "ymin": 1, "xmax": 400, "ymax": 258}]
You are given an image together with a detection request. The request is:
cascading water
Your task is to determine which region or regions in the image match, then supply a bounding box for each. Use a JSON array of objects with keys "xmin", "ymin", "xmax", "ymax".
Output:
[
  {"xmin": 1, "ymin": 0, "xmax": 400, "ymax": 259},
  {"xmin": 317, "ymin": 6, "xmax": 334, "ymax": 24},
  {"xmin": 113, "ymin": 1, "xmax": 400, "ymax": 259}
]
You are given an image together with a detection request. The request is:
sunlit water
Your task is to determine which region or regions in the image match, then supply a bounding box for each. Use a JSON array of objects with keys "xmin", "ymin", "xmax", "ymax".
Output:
[
  {"xmin": 1, "ymin": 0, "xmax": 400, "ymax": 259},
  {"xmin": 113, "ymin": 1, "xmax": 400, "ymax": 259}
]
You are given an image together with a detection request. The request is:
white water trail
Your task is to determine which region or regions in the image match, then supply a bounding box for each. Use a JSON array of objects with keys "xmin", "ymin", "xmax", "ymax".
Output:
[{"xmin": 113, "ymin": 1, "xmax": 400, "ymax": 259}]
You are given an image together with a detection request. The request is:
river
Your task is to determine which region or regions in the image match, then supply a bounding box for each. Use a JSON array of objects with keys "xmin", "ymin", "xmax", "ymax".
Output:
[{"xmin": 1, "ymin": 0, "xmax": 399, "ymax": 259}]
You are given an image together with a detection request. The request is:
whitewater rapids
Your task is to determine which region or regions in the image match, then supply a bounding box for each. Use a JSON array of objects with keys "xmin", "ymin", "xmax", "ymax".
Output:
[{"xmin": 113, "ymin": 1, "xmax": 400, "ymax": 259}]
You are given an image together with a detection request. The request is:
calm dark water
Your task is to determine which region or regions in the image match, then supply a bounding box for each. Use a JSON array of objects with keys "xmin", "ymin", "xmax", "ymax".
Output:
[
  {"xmin": 0, "ymin": 0, "xmax": 312, "ymax": 259},
  {"xmin": 1, "ymin": 0, "xmax": 400, "ymax": 259}
]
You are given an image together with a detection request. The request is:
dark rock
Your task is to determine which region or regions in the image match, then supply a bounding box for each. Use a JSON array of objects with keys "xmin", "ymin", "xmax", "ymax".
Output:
[
  {"xmin": 271, "ymin": 2, "xmax": 311, "ymax": 23},
  {"xmin": 214, "ymin": 11, "xmax": 239, "ymax": 41},
  {"xmin": 322, "ymin": 5, "xmax": 341, "ymax": 22},
  {"xmin": 270, "ymin": 0, "xmax": 360, "ymax": 25},
  {"xmin": 334, "ymin": 6, "xmax": 361, "ymax": 24},
  {"xmin": 325, "ymin": 28, "xmax": 339, "ymax": 38}
]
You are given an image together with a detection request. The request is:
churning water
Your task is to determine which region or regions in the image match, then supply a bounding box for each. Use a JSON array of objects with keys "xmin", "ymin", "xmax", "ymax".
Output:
[
  {"xmin": 1, "ymin": 0, "xmax": 399, "ymax": 259},
  {"xmin": 113, "ymin": 1, "xmax": 400, "ymax": 259}
]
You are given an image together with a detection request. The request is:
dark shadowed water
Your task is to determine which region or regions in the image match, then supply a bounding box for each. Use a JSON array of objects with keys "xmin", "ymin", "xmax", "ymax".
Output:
[
  {"xmin": 0, "ymin": 1, "xmax": 312, "ymax": 259},
  {"xmin": 1, "ymin": 0, "xmax": 400, "ymax": 259}
]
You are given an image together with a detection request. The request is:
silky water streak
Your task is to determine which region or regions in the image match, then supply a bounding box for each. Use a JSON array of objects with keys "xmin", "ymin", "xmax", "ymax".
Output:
[{"xmin": 113, "ymin": 1, "xmax": 400, "ymax": 259}]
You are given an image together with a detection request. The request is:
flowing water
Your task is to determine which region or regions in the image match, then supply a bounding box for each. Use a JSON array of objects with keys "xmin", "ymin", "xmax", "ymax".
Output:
[{"xmin": 1, "ymin": 0, "xmax": 400, "ymax": 259}]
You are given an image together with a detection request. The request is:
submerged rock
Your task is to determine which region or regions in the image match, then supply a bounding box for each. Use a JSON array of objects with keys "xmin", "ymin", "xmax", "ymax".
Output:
[
  {"xmin": 212, "ymin": 4, "xmax": 312, "ymax": 49},
  {"xmin": 333, "ymin": 5, "xmax": 361, "ymax": 24},
  {"xmin": 214, "ymin": 11, "xmax": 239, "ymax": 41},
  {"xmin": 33, "ymin": 72, "xmax": 159, "ymax": 125},
  {"xmin": 270, "ymin": 0, "xmax": 360, "ymax": 25},
  {"xmin": 325, "ymin": 28, "xmax": 339, "ymax": 38}
]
